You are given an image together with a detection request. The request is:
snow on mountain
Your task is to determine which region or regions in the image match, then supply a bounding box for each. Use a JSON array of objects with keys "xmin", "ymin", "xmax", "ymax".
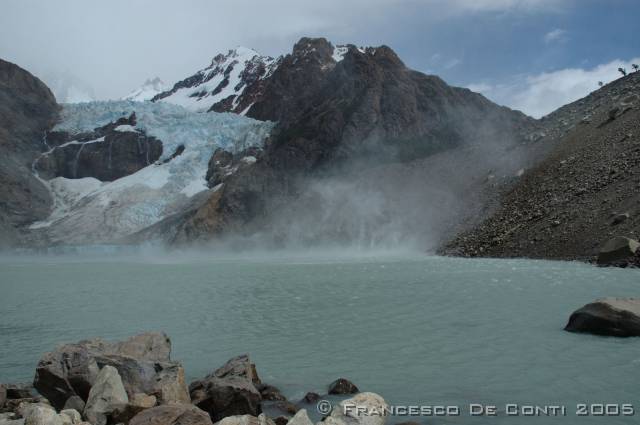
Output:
[
  {"xmin": 31, "ymin": 101, "xmax": 274, "ymax": 244},
  {"xmin": 152, "ymin": 47, "xmax": 279, "ymax": 114},
  {"xmin": 123, "ymin": 77, "xmax": 168, "ymax": 102}
]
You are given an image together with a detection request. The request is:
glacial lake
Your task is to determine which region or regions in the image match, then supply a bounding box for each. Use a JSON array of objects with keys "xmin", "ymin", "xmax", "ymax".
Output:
[{"xmin": 1, "ymin": 252, "xmax": 639, "ymax": 424}]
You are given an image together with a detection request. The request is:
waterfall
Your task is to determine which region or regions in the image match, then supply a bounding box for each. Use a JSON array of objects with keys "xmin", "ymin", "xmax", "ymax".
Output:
[{"xmin": 73, "ymin": 143, "xmax": 86, "ymax": 178}]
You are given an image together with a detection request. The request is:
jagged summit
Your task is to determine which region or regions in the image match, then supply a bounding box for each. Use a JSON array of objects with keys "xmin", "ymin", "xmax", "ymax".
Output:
[
  {"xmin": 151, "ymin": 46, "xmax": 279, "ymax": 114},
  {"xmin": 123, "ymin": 77, "xmax": 168, "ymax": 102}
]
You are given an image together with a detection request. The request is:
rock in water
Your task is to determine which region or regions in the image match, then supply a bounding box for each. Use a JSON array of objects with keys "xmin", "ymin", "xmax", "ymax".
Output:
[
  {"xmin": 84, "ymin": 365, "xmax": 129, "ymax": 425},
  {"xmin": 129, "ymin": 405, "xmax": 213, "ymax": 425},
  {"xmin": 328, "ymin": 379, "xmax": 359, "ymax": 395},
  {"xmin": 565, "ymin": 298, "xmax": 640, "ymax": 337},
  {"xmin": 0, "ymin": 384, "xmax": 6, "ymax": 409},
  {"xmin": 325, "ymin": 393, "xmax": 388, "ymax": 425},
  {"xmin": 189, "ymin": 375, "xmax": 262, "ymax": 422},
  {"xmin": 597, "ymin": 237, "xmax": 640, "ymax": 265},
  {"xmin": 33, "ymin": 332, "xmax": 189, "ymax": 410},
  {"xmin": 301, "ymin": 393, "xmax": 319, "ymax": 404},
  {"xmin": 286, "ymin": 410, "xmax": 313, "ymax": 425},
  {"xmin": 211, "ymin": 354, "xmax": 261, "ymax": 384}
]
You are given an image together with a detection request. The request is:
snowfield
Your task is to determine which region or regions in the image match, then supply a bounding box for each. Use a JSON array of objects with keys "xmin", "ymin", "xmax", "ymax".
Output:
[{"xmin": 32, "ymin": 101, "xmax": 274, "ymax": 244}]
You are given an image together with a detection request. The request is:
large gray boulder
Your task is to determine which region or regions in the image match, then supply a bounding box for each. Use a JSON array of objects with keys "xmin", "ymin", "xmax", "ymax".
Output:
[
  {"xmin": 21, "ymin": 404, "xmax": 62, "ymax": 425},
  {"xmin": 33, "ymin": 332, "xmax": 189, "ymax": 410},
  {"xmin": 83, "ymin": 365, "xmax": 129, "ymax": 425},
  {"xmin": 209, "ymin": 355, "xmax": 261, "ymax": 384},
  {"xmin": 597, "ymin": 237, "xmax": 639, "ymax": 265},
  {"xmin": 323, "ymin": 393, "xmax": 388, "ymax": 425},
  {"xmin": 565, "ymin": 298, "xmax": 640, "ymax": 337},
  {"xmin": 129, "ymin": 404, "xmax": 213, "ymax": 425}
]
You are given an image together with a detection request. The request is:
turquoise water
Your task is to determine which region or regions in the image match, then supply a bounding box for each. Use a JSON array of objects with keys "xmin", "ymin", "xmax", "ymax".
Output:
[{"xmin": 1, "ymin": 253, "xmax": 639, "ymax": 424}]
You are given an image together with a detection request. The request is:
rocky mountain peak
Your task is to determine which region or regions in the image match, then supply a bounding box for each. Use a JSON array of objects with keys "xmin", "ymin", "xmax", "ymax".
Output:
[{"xmin": 123, "ymin": 77, "xmax": 167, "ymax": 101}]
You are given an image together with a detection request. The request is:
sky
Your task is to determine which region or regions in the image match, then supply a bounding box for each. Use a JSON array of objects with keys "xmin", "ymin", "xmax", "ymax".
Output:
[{"xmin": 1, "ymin": 0, "xmax": 638, "ymax": 118}]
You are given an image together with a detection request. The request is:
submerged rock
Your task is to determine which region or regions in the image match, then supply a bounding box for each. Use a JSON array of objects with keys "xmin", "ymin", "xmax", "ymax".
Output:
[
  {"xmin": 597, "ymin": 237, "xmax": 640, "ymax": 265},
  {"xmin": 84, "ymin": 365, "xmax": 129, "ymax": 425},
  {"xmin": 301, "ymin": 393, "xmax": 319, "ymax": 404},
  {"xmin": 327, "ymin": 379, "xmax": 359, "ymax": 395},
  {"xmin": 33, "ymin": 332, "xmax": 189, "ymax": 410},
  {"xmin": 129, "ymin": 404, "xmax": 213, "ymax": 425},
  {"xmin": 565, "ymin": 298, "xmax": 640, "ymax": 337}
]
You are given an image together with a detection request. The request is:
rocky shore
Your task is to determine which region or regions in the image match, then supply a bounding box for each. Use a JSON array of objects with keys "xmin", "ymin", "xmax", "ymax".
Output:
[{"xmin": 0, "ymin": 333, "xmax": 381, "ymax": 425}]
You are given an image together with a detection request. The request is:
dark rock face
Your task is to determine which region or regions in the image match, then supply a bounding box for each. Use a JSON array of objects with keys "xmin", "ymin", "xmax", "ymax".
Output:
[
  {"xmin": 129, "ymin": 404, "xmax": 214, "ymax": 425},
  {"xmin": 189, "ymin": 355, "xmax": 263, "ymax": 422},
  {"xmin": 33, "ymin": 332, "xmax": 189, "ymax": 410},
  {"xmin": 597, "ymin": 237, "xmax": 639, "ymax": 265},
  {"xmin": 443, "ymin": 72, "xmax": 640, "ymax": 261},
  {"xmin": 0, "ymin": 384, "xmax": 6, "ymax": 409},
  {"xmin": 256, "ymin": 384, "xmax": 286, "ymax": 401},
  {"xmin": 327, "ymin": 378, "xmax": 359, "ymax": 395},
  {"xmin": 0, "ymin": 59, "xmax": 58, "ymax": 246},
  {"xmin": 4, "ymin": 383, "xmax": 33, "ymax": 399},
  {"xmin": 189, "ymin": 376, "xmax": 262, "ymax": 422},
  {"xmin": 205, "ymin": 147, "xmax": 262, "ymax": 188},
  {"xmin": 565, "ymin": 298, "xmax": 640, "ymax": 337},
  {"xmin": 34, "ymin": 113, "xmax": 163, "ymax": 182},
  {"xmin": 168, "ymin": 38, "xmax": 535, "ymax": 244}
]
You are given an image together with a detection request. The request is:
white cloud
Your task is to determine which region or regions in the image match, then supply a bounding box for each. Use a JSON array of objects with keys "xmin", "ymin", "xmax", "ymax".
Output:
[
  {"xmin": 468, "ymin": 58, "xmax": 640, "ymax": 118},
  {"xmin": 544, "ymin": 28, "xmax": 567, "ymax": 43}
]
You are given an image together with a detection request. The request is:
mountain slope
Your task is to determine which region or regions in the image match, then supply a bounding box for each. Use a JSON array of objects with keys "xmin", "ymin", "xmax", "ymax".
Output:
[
  {"xmin": 123, "ymin": 77, "xmax": 167, "ymax": 102},
  {"xmin": 443, "ymin": 72, "xmax": 640, "ymax": 260},
  {"xmin": 155, "ymin": 38, "xmax": 539, "ymax": 247},
  {"xmin": 0, "ymin": 59, "xmax": 58, "ymax": 247}
]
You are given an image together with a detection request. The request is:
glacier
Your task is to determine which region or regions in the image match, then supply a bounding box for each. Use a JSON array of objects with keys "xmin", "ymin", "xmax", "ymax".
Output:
[{"xmin": 30, "ymin": 101, "xmax": 274, "ymax": 245}]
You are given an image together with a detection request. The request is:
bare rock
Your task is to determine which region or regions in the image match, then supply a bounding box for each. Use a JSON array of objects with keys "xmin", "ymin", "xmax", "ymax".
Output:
[
  {"xmin": 324, "ymin": 393, "xmax": 388, "ymax": 425},
  {"xmin": 84, "ymin": 365, "xmax": 129, "ymax": 425},
  {"xmin": 211, "ymin": 354, "xmax": 261, "ymax": 385},
  {"xmin": 213, "ymin": 414, "xmax": 274, "ymax": 425},
  {"xmin": 286, "ymin": 410, "xmax": 312, "ymax": 425},
  {"xmin": 59, "ymin": 409, "xmax": 82, "ymax": 425},
  {"xmin": 301, "ymin": 393, "xmax": 319, "ymax": 404},
  {"xmin": 0, "ymin": 385, "xmax": 6, "ymax": 409},
  {"xmin": 190, "ymin": 375, "xmax": 261, "ymax": 423},
  {"xmin": 256, "ymin": 385, "xmax": 285, "ymax": 401},
  {"xmin": 597, "ymin": 237, "xmax": 639, "ymax": 265},
  {"xmin": 22, "ymin": 404, "xmax": 62, "ymax": 425},
  {"xmin": 129, "ymin": 404, "xmax": 213, "ymax": 425},
  {"xmin": 62, "ymin": 397, "xmax": 85, "ymax": 414},
  {"xmin": 565, "ymin": 298, "xmax": 640, "ymax": 337},
  {"xmin": 327, "ymin": 379, "xmax": 359, "ymax": 395}
]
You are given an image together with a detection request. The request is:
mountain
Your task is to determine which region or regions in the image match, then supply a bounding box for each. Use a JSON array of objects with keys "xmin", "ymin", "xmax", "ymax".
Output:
[
  {"xmin": 151, "ymin": 47, "xmax": 279, "ymax": 114},
  {"xmin": 123, "ymin": 77, "xmax": 168, "ymax": 102},
  {"xmin": 442, "ymin": 72, "xmax": 640, "ymax": 261},
  {"xmin": 0, "ymin": 59, "xmax": 58, "ymax": 247}
]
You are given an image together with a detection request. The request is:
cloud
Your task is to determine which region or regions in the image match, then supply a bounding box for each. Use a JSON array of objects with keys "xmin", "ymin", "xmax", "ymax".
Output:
[
  {"xmin": 468, "ymin": 57, "xmax": 640, "ymax": 118},
  {"xmin": 544, "ymin": 28, "xmax": 567, "ymax": 43}
]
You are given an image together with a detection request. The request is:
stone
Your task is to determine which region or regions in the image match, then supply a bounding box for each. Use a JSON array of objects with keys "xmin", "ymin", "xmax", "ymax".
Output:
[
  {"xmin": 22, "ymin": 404, "xmax": 62, "ymax": 425},
  {"xmin": 273, "ymin": 417, "xmax": 289, "ymax": 425},
  {"xmin": 214, "ymin": 414, "xmax": 274, "ymax": 425},
  {"xmin": 286, "ymin": 410, "xmax": 313, "ymax": 425},
  {"xmin": 0, "ymin": 385, "xmax": 6, "ymax": 409},
  {"xmin": 5, "ymin": 384, "xmax": 33, "ymax": 400},
  {"xmin": 34, "ymin": 332, "xmax": 189, "ymax": 410},
  {"xmin": 190, "ymin": 375, "xmax": 262, "ymax": 423},
  {"xmin": 611, "ymin": 213, "xmax": 629, "ymax": 225},
  {"xmin": 597, "ymin": 237, "xmax": 639, "ymax": 264},
  {"xmin": 301, "ymin": 393, "xmax": 319, "ymax": 404},
  {"xmin": 210, "ymin": 354, "xmax": 261, "ymax": 384},
  {"xmin": 111, "ymin": 393, "xmax": 157, "ymax": 424},
  {"xmin": 325, "ymin": 393, "xmax": 388, "ymax": 425},
  {"xmin": 84, "ymin": 366, "xmax": 129, "ymax": 425},
  {"xmin": 327, "ymin": 379, "xmax": 359, "ymax": 395},
  {"xmin": 59, "ymin": 410, "xmax": 82, "ymax": 425},
  {"xmin": 256, "ymin": 384, "xmax": 285, "ymax": 401},
  {"xmin": 129, "ymin": 405, "xmax": 213, "ymax": 425},
  {"xmin": 62, "ymin": 396, "xmax": 85, "ymax": 414},
  {"xmin": 565, "ymin": 298, "xmax": 640, "ymax": 337}
]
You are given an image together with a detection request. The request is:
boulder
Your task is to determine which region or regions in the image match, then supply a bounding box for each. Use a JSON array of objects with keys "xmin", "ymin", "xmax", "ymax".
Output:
[
  {"xmin": 34, "ymin": 332, "xmax": 189, "ymax": 410},
  {"xmin": 21, "ymin": 404, "xmax": 62, "ymax": 425},
  {"xmin": 565, "ymin": 298, "xmax": 640, "ymax": 337},
  {"xmin": 112, "ymin": 393, "xmax": 157, "ymax": 424},
  {"xmin": 286, "ymin": 410, "xmax": 312, "ymax": 425},
  {"xmin": 324, "ymin": 393, "xmax": 388, "ymax": 425},
  {"xmin": 301, "ymin": 393, "xmax": 319, "ymax": 404},
  {"xmin": 84, "ymin": 365, "xmax": 129, "ymax": 425},
  {"xmin": 273, "ymin": 417, "xmax": 289, "ymax": 425},
  {"xmin": 59, "ymin": 409, "xmax": 82, "ymax": 425},
  {"xmin": 129, "ymin": 404, "xmax": 213, "ymax": 425},
  {"xmin": 62, "ymin": 397, "xmax": 85, "ymax": 414},
  {"xmin": 213, "ymin": 414, "xmax": 274, "ymax": 425},
  {"xmin": 327, "ymin": 379, "xmax": 359, "ymax": 395},
  {"xmin": 0, "ymin": 385, "xmax": 5, "ymax": 409},
  {"xmin": 190, "ymin": 375, "xmax": 261, "ymax": 423},
  {"xmin": 210, "ymin": 355, "xmax": 261, "ymax": 385},
  {"xmin": 256, "ymin": 385, "xmax": 285, "ymax": 401},
  {"xmin": 597, "ymin": 237, "xmax": 639, "ymax": 265}
]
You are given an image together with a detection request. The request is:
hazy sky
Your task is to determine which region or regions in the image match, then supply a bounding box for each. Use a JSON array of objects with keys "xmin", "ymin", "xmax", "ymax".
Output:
[{"xmin": 1, "ymin": 0, "xmax": 638, "ymax": 117}]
